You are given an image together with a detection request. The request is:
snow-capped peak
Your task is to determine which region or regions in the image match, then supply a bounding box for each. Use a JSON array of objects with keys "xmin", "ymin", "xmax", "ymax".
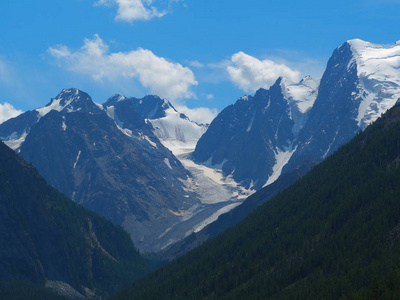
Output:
[
  {"xmin": 347, "ymin": 40, "xmax": 400, "ymax": 128},
  {"xmin": 36, "ymin": 88, "xmax": 102, "ymax": 117}
]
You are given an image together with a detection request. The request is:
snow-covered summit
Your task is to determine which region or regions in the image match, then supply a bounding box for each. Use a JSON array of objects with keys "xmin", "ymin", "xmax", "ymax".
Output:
[
  {"xmin": 346, "ymin": 39, "xmax": 400, "ymax": 128},
  {"xmin": 36, "ymin": 88, "xmax": 102, "ymax": 117}
]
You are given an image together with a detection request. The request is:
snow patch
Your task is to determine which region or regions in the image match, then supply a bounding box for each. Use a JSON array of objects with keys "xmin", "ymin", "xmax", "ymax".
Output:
[
  {"xmin": 73, "ymin": 150, "xmax": 81, "ymax": 169},
  {"xmin": 116, "ymin": 124, "xmax": 133, "ymax": 138},
  {"xmin": 143, "ymin": 135, "xmax": 158, "ymax": 148},
  {"xmin": 94, "ymin": 102, "xmax": 104, "ymax": 110},
  {"xmin": 62, "ymin": 116, "xmax": 67, "ymax": 131},
  {"xmin": 3, "ymin": 131, "xmax": 28, "ymax": 150},
  {"xmin": 105, "ymin": 106, "xmax": 115, "ymax": 120},
  {"xmin": 246, "ymin": 111, "xmax": 256, "ymax": 132},
  {"xmin": 264, "ymin": 145, "xmax": 297, "ymax": 187},
  {"xmin": 164, "ymin": 158, "xmax": 172, "ymax": 169}
]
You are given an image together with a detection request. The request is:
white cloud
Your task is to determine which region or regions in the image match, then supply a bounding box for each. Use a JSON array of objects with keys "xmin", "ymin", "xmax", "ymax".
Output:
[
  {"xmin": 95, "ymin": 0, "xmax": 168, "ymax": 23},
  {"xmin": 227, "ymin": 52, "xmax": 301, "ymax": 93},
  {"xmin": 0, "ymin": 103, "xmax": 23, "ymax": 124},
  {"xmin": 175, "ymin": 105, "xmax": 218, "ymax": 124},
  {"xmin": 49, "ymin": 34, "xmax": 197, "ymax": 100}
]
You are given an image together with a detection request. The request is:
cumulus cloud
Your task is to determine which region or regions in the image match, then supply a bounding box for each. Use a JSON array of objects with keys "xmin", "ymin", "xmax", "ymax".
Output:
[
  {"xmin": 227, "ymin": 52, "xmax": 301, "ymax": 93},
  {"xmin": 95, "ymin": 0, "xmax": 168, "ymax": 23},
  {"xmin": 0, "ymin": 103, "xmax": 23, "ymax": 124},
  {"xmin": 175, "ymin": 105, "xmax": 218, "ymax": 124},
  {"xmin": 48, "ymin": 34, "xmax": 197, "ymax": 100}
]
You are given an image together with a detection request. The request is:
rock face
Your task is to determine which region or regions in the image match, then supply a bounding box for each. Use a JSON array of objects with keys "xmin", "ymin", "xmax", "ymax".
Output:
[
  {"xmin": 194, "ymin": 39, "xmax": 400, "ymax": 190},
  {"xmin": 193, "ymin": 76, "xmax": 319, "ymax": 190},
  {"xmin": 0, "ymin": 140, "xmax": 149, "ymax": 297},
  {"xmin": 0, "ymin": 89, "xmax": 200, "ymax": 253}
]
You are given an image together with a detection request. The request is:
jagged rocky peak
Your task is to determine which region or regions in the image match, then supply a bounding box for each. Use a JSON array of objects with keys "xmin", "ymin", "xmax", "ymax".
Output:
[{"xmin": 36, "ymin": 88, "xmax": 102, "ymax": 117}]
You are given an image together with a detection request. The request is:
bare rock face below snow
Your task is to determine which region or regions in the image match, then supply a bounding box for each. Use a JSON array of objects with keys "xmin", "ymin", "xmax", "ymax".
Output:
[{"xmin": 193, "ymin": 76, "xmax": 318, "ymax": 190}]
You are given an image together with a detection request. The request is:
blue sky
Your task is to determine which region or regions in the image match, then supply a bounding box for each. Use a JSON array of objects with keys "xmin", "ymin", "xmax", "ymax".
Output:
[{"xmin": 0, "ymin": 0, "xmax": 400, "ymax": 123}]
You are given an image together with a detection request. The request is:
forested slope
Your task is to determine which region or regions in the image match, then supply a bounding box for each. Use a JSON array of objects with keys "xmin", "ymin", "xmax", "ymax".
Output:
[{"xmin": 0, "ymin": 141, "xmax": 150, "ymax": 299}]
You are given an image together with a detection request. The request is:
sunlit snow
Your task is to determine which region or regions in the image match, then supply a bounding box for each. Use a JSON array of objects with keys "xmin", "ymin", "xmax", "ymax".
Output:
[
  {"xmin": 148, "ymin": 106, "xmax": 207, "ymax": 155},
  {"xmin": 348, "ymin": 39, "xmax": 400, "ymax": 128},
  {"xmin": 73, "ymin": 150, "xmax": 81, "ymax": 169}
]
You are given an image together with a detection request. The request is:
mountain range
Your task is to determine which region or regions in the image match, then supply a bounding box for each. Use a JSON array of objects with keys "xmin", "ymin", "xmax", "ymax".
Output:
[
  {"xmin": 0, "ymin": 89, "xmax": 246, "ymax": 253},
  {"xmin": 112, "ymin": 92, "xmax": 400, "ymax": 300},
  {"xmin": 1, "ymin": 38, "xmax": 400, "ymax": 298},
  {"xmin": 1, "ymin": 39, "xmax": 399, "ymax": 258}
]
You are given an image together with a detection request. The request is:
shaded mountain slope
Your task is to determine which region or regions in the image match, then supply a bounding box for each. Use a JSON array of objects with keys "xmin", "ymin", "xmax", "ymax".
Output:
[
  {"xmin": 0, "ymin": 89, "xmax": 201, "ymax": 253},
  {"xmin": 0, "ymin": 140, "xmax": 149, "ymax": 298},
  {"xmin": 113, "ymin": 104, "xmax": 400, "ymax": 299}
]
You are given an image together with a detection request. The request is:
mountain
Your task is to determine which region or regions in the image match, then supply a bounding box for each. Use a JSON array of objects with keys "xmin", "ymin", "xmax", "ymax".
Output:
[
  {"xmin": 0, "ymin": 140, "xmax": 149, "ymax": 298},
  {"xmin": 112, "ymin": 99, "xmax": 400, "ymax": 300},
  {"xmin": 284, "ymin": 39, "xmax": 400, "ymax": 172},
  {"xmin": 193, "ymin": 76, "xmax": 319, "ymax": 190},
  {"xmin": 193, "ymin": 39, "xmax": 400, "ymax": 190},
  {"xmin": 103, "ymin": 94, "xmax": 207, "ymax": 155},
  {"xmin": 0, "ymin": 89, "xmax": 201, "ymax": 253}
]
